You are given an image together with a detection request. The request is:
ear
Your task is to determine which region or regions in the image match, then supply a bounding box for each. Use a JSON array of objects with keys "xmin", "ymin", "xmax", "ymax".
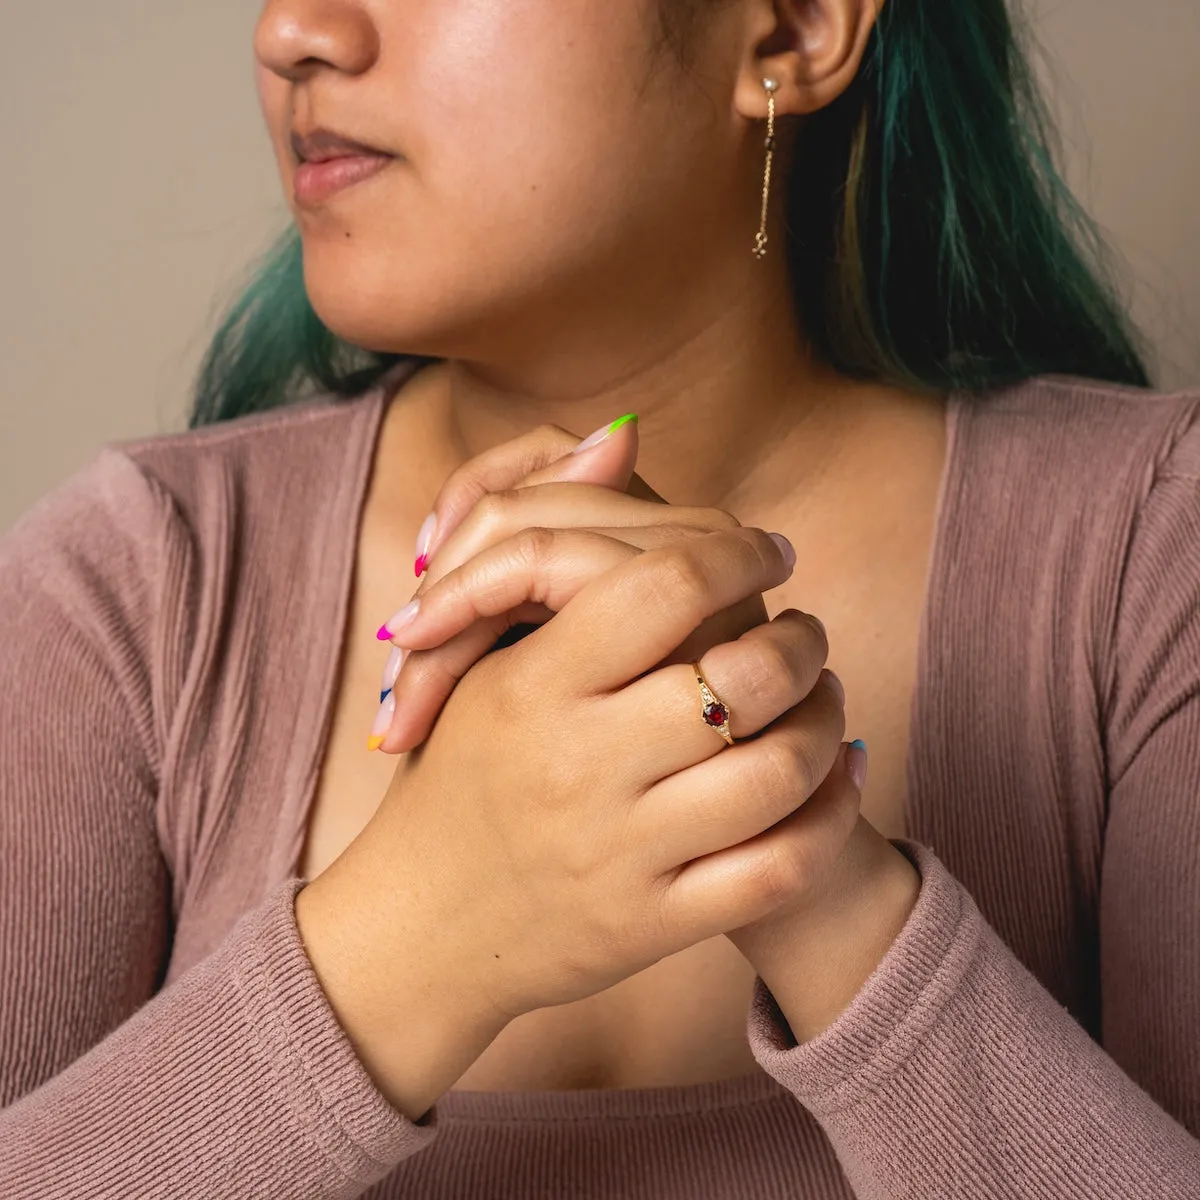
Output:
[{"xmin": 732, "ymin": 0, "xmax": 885, "ymax": 120}]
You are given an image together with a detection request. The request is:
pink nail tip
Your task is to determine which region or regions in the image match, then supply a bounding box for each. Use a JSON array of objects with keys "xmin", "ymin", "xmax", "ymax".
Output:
[
  {"xmin": 375, "ymin": 623, "xmax": 393, "ymax": 641},
  {"xmin": 414, "ymin": 554, "xmax": 428, "ymax": 577}
]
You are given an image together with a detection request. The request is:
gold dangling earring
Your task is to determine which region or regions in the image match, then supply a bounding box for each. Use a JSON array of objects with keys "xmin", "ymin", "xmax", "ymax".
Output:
[{"xmin": 752, "ymin": 78, "xmax": 778, "ymax": 260}]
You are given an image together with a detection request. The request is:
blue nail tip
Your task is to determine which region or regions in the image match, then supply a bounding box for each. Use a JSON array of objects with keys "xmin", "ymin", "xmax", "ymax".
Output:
[
  {"xmin": 849, "ymin": 738, "xmax": 867, "ymax": 751},
  {"xmin": 380, "ymin": 687, "xmax": 392, "ymax": 704}
]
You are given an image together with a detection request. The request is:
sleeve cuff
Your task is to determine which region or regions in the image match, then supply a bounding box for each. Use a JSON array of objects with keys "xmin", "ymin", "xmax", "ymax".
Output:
[
  {"xmin": 746, "ymin": 838, "xmax": 981, "ymax": 1117},
  {"xmin": 229, "ymin": 878, "xmax": 443, "ymax": 1182}
]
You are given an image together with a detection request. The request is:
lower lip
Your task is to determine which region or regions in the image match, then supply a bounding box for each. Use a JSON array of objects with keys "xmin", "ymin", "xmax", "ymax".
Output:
[{"xmin": 293, "ymin": 154, "xmax": 394, "ymax": 205}]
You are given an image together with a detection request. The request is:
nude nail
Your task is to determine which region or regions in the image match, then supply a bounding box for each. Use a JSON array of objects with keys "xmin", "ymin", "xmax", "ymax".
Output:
[
  {"xmin": 376, "ymin": 598, "xmax": 420, "ymax": 641},
  {"xmin": 847, "ymin": 738, "xmax": 868, "ymax": 790},
  {"xmin": 379, "ymin": 645, "xmax": 405, "ymax": 702},
  {"xmin": 414, "ymin": 512, "xmax": 437, "ymax": 576},
  {"xmin": 367, "ymin": 691, "xmax": 397, "ymax": 752},
  {"xmin": 768, "ymin": 531, "xmax": 796, "ymax": 573},
  {"xmin": 570, "ymin": 413, "xmax": 638, "ymax": 455}
]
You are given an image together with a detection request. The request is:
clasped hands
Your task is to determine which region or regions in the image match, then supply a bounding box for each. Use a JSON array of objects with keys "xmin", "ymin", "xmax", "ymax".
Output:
[{"xmin": 371, "ymin": 413, "xmax": 921, "ymax": 1044}]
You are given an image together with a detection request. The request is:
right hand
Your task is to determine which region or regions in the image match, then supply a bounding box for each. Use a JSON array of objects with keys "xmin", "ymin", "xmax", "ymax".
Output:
[{"xmin": 317, "ymin": 519, "xmax": 848, "ymax": 1029}]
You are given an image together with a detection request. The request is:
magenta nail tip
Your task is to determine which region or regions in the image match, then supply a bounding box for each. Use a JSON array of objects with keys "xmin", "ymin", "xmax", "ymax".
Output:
[
  {"xmin": 375, "ymin": 624, "xmax": 392, "ymax": 641},
  {"xmin": 414, "ymin": 554, "xmax": 428, "ymax": 577}
]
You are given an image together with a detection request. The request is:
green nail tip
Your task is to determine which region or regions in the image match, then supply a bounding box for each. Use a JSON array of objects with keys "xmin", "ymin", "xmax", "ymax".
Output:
[{"xmin": 607, "ymin": 413, "xmax": 639, "ymax": 434}]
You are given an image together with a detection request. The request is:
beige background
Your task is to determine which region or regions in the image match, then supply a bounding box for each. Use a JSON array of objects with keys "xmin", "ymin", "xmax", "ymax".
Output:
[{"xmin": 2, "ymin": 1, "xmax": 1198, "ymax": 532}]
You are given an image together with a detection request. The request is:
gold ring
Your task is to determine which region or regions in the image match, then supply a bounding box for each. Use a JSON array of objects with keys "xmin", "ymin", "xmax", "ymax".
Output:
[{"xmin": 690, "ymin": 661, "xmax": 734, "ymax": 746}]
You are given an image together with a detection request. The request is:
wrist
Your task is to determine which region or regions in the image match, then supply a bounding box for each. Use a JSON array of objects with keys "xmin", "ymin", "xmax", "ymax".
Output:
[
  {"xmin": 747, "ymin": 821, "xmax": 922, "ymax": 1045},
  {"xmin": 294, "ymin": 862, "xmax": 510, "ymax": 1121}
]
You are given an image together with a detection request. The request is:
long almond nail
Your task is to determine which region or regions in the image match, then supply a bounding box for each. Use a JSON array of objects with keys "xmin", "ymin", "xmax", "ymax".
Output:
[
  {"xmin": 414, "ymin": 511, "xmax": 437, "ymax": 576},
  {"xmin": 846, "ymin": 738, "xmax": 868, "ymax": 789},
  {"xmin": 379, "ymin": 645, "xmax": 405, "ymax": 702},
  {"xmin": 376, "ymin": 598, "xmax": 420, "ymax": 641},
  {"xmin": 570, "ymin": 413, "xmax": 638, "ymax": 456},
  {"xmin": 367, "ymin": 691, "xmax": 396, "ymax": 752}
]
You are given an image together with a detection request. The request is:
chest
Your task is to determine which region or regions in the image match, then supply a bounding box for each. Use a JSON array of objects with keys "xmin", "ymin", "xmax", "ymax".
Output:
[
  {"xmin": 296, "ymin": 393, "xmax": 945, "ymax": 1095},
  {"xmin": 296, "ymin": 540, "xmax": 929, "ymax": 1096}
]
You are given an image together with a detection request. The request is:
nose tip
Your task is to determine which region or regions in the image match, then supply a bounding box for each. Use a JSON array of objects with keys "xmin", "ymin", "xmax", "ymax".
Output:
[{"xmin": 253, "ymin": 2, "xmax": 379, "ymax": 82}]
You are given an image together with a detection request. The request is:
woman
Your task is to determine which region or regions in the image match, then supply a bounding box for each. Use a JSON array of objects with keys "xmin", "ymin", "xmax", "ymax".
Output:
[{"xmin": 2, "ymin": 0, "xmax": 1197, "ymax": 1195}]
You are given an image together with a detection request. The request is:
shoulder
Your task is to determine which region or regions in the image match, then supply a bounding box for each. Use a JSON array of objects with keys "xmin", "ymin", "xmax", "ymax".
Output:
[
  {"xmin": 937, "ymin": 374, "xmax": 1200, "ymax": 698},
  {"xmin": 113, "ymin": 389, "xmax": 389, "ymax": 533},
  {"xmin": 953, "ymin": 374, "xmax": 1200, "ymax": 728},
  {"xmin": 0, "ymin": 378, "xmax": 399, "ymax": 704},
  {"xmin": 3, "ymin": 389, "xmax": 384, "ymax": 601},
  {"xmin": 945, "ymin": 374, "xmax": 1200, "ymax": 578},
  {"xmin": 955, "ymin": 373, "xmax": 1200, "ymax": 495}
]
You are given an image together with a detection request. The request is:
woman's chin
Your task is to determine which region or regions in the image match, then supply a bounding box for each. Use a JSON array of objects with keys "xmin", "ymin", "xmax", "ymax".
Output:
[
  {"xmin": 306, "ymin": 276, "xmax": 527, "ymax": 363},
  {"xmin": 303, "ymin": 288, "xmax": 448, "ymax": 358}
]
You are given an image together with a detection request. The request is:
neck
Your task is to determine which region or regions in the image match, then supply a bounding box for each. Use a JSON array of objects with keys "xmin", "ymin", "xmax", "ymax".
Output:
[{"xmin": 425, "ymin": 262, "xmax": 870, "ymax": 519}]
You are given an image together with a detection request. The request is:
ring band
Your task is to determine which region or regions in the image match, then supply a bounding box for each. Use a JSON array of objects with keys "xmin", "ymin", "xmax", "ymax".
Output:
[{"xmin": 690, "ymin": 661, "xmax": 734, "ymax": 746}]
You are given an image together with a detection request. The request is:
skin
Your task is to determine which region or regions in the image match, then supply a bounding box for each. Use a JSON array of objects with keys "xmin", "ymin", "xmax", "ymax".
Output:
[
  {"xmin": 252, "ymin": 0, "xmax": 930, "ymax": 1111},
  {"xmin": 252, "ymin": 0, "xmax": 903, "ymax": 522}
]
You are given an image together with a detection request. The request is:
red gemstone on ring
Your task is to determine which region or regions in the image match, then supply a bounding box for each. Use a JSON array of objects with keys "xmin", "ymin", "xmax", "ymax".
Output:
[{"xmin": 703, "ymin": 702, "xmax": 728, "ymax": 727}]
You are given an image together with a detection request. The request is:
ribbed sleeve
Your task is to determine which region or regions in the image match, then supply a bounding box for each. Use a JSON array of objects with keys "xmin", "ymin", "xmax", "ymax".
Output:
[
  {"xmin": 743, "ymin": 404, "xmax": 1200, "ymax": 1199},
  {"xmin": 0, "ymin": 450, "xmax": 439, "ymax": 1198},
  {"xmin": 1, "ymin": 879, "xmax": 440, "ymax": 1198},
  {"xmin": 746, "ymin": 841, "xmax": 1200, "ymax": 1198}
]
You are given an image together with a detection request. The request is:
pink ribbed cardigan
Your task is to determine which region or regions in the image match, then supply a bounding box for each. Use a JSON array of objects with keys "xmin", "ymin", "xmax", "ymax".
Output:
[{"xmin": 2, "ymin": 367, "xmax": 1200, "ymax": 1198}]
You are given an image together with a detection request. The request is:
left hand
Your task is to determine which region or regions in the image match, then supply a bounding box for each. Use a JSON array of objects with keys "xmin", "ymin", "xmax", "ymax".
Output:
[{"xmin": 374, "ymin": 416, "xmax": 920, "ymax": 1036}]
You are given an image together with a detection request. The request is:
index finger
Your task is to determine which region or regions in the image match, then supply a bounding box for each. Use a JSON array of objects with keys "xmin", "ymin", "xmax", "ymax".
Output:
[{"xmin": 422, "ymin": 416, "xmax": 665, "ymax": 570}]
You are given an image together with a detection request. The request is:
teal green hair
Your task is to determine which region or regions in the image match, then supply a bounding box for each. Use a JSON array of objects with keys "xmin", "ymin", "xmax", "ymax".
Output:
[{"xmin": 189, "ymin": 0, "xmax": 1150, "ymax": 428}]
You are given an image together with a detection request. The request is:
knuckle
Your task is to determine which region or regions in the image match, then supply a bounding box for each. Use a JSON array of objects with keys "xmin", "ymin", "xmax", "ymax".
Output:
[
  {"xmin": 755, "ymin": 738, "xmax": 805, "ymax": 798},
  {"xmin": 802, "ymin": 611, "xmax": 829, "ymax": 649},
  {"xmin": 706, "ymin": 507, "xmax": 741, "ymax": 531},
  {"xmin": 537, "ymin": 421, "xmax": 570, "ymax": 444},
  {"xmin": 553, "ymin": 831, "xmax": 599, "ymax": 887},
  {"xmin": 633, "ymin": 895, "xmax": 675, "ymax": 963},
  {"xmin": 743, "ymin": 526, "xmax": 786, "ymax": 573},
  {"xmin": 639, "ymin": 869, "xmax": 693, "ymax": 958},
  {"xmin": 791, "ymin": 731, "xmax": 829, "ymax": 789},
  {"xmin": 655, "ymin": 549, "xmax": 709, "ymax": 600},
  {"xmin": 474, "ymin": 489, "xmax": 523, "ymax": 535},
  {"xmin": 755, "ymin": 844, "xmax": 807, "ymax": 908},
  {"xmin": 831, "ymin": 702, "xmax": 848, "ymax": 745},
  {"xmin": 433, "ymin": 465, "xmax": 475, "ymax": 510},
  {"xmin": 396, "ymin": 645, "xmax": 440, "ymax": 696},
  {"xmin": 756, "ymin": 732, "xmax": 825, "ymax": 799},
  {"xmin": 746, "ymin": 638, "xmax": 799, "ymax": 701},
  {"xmin": 660, "ymin": 521, "xmax": 707, "ymax": 541},
  {"xmin": 514, "ymin": 524, "xmax": 558, "ymax": 563},
  {"xmin": 779, "ymin": 607, "xmax": 828, "ymax": 653}
]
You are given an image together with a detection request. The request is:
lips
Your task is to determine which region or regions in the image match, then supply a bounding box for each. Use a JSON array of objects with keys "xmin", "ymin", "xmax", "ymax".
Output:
[
  {"xmin": 291, "ymin": 126, "xmax": 394, "ymax": 165},
  {"xmin": 293, "ymin": 153, "xmax": 394, "ymax": 205}
]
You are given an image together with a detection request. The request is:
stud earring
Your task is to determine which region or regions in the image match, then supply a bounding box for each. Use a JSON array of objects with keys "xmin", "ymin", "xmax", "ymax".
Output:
[{"xmin": 752, "ymin": 78, "xmax": 779, "ymax": 260}]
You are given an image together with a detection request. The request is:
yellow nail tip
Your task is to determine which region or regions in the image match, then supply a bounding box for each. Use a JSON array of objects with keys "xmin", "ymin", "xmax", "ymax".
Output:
[{"xmin": 366, "ymin": 734, "xmax": 385, "ymax": 752}]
